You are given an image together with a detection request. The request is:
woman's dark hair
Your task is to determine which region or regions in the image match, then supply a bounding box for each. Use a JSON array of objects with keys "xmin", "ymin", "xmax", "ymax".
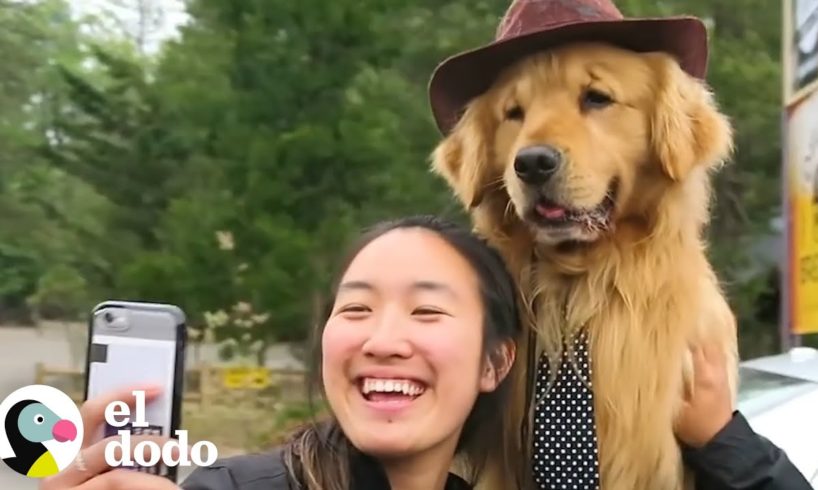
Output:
[{"xmin": 282, "ymin": 215, "xmax": 523, "ymax": 489}]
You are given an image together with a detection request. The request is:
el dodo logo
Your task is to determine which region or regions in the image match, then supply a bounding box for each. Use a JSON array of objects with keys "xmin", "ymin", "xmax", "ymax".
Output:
[
  {"xmin": 2, "ymin": 385, "xmax": 217, "ymax": 480},
  {"xmin": 0, "ymin": 385, "xmax": 83, "ymax": 478}
]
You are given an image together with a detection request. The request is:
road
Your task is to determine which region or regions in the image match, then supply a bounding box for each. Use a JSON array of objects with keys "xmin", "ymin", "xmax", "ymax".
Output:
[{"xmin": 0, "ymin": 323, "xmax": 301, "ymax": 489}]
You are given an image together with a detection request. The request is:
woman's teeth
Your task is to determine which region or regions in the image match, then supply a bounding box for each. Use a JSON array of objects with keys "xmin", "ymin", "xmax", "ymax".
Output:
[{"xmin": 361, "ymin": 378, "xmax": 425, "ymax": 396}]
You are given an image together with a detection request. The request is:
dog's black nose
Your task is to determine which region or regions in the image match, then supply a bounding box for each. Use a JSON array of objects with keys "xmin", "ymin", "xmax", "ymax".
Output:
[{"xmin": 514, "ymin": 145, "xmax": 562, "ymax": 185}]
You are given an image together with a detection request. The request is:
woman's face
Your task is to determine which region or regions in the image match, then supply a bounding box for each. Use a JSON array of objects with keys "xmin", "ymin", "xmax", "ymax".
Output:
[{"xmin": 322, "ymin": 228, "xmax": 502, "ymax": 459}]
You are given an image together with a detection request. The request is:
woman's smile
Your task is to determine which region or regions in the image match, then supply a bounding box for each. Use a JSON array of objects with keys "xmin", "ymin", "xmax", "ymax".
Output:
[{"xmin": 357, "ymin": 376, "xmax": 427, "ymax": 414}]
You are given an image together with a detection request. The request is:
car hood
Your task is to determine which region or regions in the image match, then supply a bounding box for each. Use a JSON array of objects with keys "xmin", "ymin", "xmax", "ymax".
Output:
[{"xmin": 744, "ymin": 387, "xmax": 818, "ymax": 487}]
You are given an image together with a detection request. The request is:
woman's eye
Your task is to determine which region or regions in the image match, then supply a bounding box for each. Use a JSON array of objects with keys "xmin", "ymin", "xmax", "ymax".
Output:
[
  {"xmin": 412, "ymin": 307, "xmax": 446, "ymax": 318},
  {"xmin": 338, "ymin": 304, "xmax": 370, "ymax": 316}
]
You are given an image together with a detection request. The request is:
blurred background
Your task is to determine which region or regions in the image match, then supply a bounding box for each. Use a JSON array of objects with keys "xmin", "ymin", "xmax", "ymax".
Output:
[{"xmin": 1, "ymin": 0, "xmax": 817, "ymax": 487}]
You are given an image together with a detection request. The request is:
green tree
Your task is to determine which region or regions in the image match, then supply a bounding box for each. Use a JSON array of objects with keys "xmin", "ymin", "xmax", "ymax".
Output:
[{"xmin": 0, "ymin": 0, "xmax": 110, "ymax": 322}]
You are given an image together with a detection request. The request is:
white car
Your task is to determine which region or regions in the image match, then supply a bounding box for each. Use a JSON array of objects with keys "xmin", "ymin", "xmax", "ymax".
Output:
[{"xmin": 738, "ymin": 347, "xmax": 818, "ymax": 487}]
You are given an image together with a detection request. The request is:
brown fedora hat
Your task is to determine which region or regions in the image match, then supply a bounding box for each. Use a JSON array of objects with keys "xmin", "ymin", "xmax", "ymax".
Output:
[{"xmin": 428, "ymin": 0, "xmax": 709, "ymax": 134}]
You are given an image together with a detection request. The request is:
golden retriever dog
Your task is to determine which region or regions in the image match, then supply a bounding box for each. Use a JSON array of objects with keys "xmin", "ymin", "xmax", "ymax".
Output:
[{"xmin": 431, "ymin": 42, "xmax": 739, "ymax": 490}]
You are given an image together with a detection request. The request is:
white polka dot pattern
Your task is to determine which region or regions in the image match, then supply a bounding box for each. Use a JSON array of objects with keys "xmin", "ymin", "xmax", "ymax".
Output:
[{"xmin": 532, "ymin": 329, "xmax": 600, "ymax": 489}]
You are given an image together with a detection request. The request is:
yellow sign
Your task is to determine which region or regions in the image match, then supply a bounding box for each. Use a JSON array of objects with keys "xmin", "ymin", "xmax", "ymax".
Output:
[
  {"xmin": 786, "ymin": 89, "xmax": 818, "ymax": 334},
  {"xmin": 222, "ymin": 367, "xmax": 272, "ymax": 390}
]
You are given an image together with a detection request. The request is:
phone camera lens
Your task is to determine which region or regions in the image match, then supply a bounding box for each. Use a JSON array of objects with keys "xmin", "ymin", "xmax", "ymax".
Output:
[{"xmin": 101, "ymin": 310, "xmax": 128, "ymax": 330}]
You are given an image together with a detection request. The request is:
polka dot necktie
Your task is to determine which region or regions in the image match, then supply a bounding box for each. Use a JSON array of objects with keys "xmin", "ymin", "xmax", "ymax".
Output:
[{"xmin": 532, "ymin": 329, "xmax": 601, "ymax": 489}]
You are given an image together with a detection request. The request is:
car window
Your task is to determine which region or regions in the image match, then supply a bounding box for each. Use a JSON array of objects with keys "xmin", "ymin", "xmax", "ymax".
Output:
[{"xmin": 738, "ymin": 367, "xmax": 818, "ymax": 417}]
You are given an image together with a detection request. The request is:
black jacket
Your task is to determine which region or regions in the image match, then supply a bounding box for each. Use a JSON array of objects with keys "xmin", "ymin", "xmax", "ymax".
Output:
[
  {"xmin": 684, "ymin": 411, "xmax": 812, "ymax": 490},
  {"xmin": 180, "ymin": 412, "xmax": 810, "ymax": 490},
  {"xmin": 180, "ymin": 448, "xmax": 471, "ymax": 490}
]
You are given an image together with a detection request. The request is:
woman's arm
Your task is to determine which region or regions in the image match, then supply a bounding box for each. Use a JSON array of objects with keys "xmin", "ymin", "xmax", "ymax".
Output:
[
  {"xmin": 682, "ymin": 410, "xmax": 812, "ymax": 490},
  {"xmin": 675, "ymin": 344, "xmax": 812, "ymax": 490}
]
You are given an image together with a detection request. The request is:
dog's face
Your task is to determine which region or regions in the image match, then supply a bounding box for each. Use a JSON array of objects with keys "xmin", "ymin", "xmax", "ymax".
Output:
[{"xmin": 433, "ymin": 42, "xmax": 733, "ymax": 247}]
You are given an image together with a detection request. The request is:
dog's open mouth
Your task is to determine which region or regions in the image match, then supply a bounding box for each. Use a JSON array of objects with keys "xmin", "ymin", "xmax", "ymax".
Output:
[{"xmin": 529, "ymin": 180, "xmax": 618, "ymax": 232}]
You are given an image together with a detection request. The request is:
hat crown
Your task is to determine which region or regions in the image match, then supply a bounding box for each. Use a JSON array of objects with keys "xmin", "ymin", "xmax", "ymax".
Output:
[
  {"xmin": 429, "ymin": 0, "xmax": 709, "ymax": 134},
  {"xmin": 496, "ymin": 0, "xmax": 623, "ymax": 40}
]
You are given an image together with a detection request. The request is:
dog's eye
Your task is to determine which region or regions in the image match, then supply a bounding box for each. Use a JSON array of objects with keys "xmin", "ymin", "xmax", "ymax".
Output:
[
  {"xmin": 504, "ymin": 105, "xmax": 525, "ymax": 121},
  {"xmin": 581, "ymin": 89, "xmax": 614, "ymax": 111}
]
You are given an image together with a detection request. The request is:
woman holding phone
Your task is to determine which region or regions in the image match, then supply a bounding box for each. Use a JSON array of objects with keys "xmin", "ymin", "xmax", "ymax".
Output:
[{"xmin": 40, "ymin": 215, "xmax": 522, "ymax": 490}]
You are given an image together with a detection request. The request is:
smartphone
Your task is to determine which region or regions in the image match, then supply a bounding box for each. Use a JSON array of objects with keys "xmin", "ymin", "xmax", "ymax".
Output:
[{"xmin": 83, "ymin": 300, "xmax": 187, "ymax": 481}]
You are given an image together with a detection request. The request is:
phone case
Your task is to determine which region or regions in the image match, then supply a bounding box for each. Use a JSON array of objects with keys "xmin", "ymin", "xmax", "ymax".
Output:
[{"xmin": 83, "ymin": 300, "xmax": 187, "ymax": 481}]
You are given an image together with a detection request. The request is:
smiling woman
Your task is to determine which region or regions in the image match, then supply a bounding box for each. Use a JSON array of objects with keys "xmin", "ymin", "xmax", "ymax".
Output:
[{"xmin": 181, "ymin": 215, "xmax": 524, "ymax": 490}]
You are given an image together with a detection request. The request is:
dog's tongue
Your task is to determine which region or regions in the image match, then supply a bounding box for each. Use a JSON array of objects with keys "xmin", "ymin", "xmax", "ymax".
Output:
[{"xmin": 536, "ymin": 202, "xmax": 566, "ymax": 220}]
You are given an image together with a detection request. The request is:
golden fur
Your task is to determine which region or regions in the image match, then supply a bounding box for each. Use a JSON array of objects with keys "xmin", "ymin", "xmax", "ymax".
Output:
[{"xmin": 432, "ymin": 43, "xmax": 739, "ymax": 490}]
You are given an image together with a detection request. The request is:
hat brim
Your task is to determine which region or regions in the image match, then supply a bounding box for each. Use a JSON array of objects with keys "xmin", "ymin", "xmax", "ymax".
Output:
[{"xmin": 428, "ymin": 16, "xmax": 709, "ymax": 134}]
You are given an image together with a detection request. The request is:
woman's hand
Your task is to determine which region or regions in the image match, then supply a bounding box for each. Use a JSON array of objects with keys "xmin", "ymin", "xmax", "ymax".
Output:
[
  {"xmin": 39, "ymin": 385, "xmax": 181, "ymax": 490},
  {"xmin": 675, "ymin": 342, "xmax": 734, "ymax": 448}
]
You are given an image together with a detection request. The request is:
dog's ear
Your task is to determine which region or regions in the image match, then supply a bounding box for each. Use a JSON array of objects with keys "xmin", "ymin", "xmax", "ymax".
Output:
[
  {"xmin": 649, "ymin": 55, "xmax": 734, "ymax": 181},
  {"xmin": 431, "ymin": 101, "xmax": 496, "ymax": 208}
]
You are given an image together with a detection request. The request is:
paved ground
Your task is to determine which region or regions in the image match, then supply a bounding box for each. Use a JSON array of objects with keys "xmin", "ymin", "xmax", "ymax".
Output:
[{"xmin": 0, "ymin": 324, "xmax": 301, "ymax": 489}]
